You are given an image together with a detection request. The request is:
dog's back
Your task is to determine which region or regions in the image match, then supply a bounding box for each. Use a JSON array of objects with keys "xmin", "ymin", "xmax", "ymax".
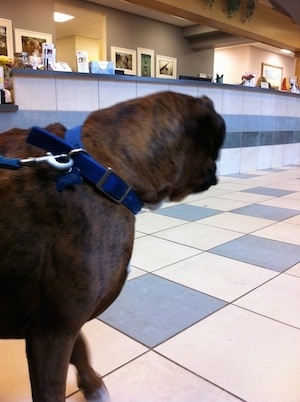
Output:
[
  {"xmin": 0, "ymin": 125, "xmax": 135, "ymax": 340},
  {"xmin": 0, "ymin": 91, "xmax": 225, "ymax": 401}
]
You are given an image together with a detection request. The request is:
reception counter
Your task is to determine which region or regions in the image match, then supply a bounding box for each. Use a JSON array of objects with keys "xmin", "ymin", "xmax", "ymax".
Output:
[{"xmin": 1, "ymin": 69, "xmax": 300, "ymax": 175}]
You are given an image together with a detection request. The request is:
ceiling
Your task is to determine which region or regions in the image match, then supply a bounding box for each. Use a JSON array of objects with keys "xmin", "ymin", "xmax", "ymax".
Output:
[{"xmin": 55, "ymin": 0, "xmax": 297, "ymax": 57}]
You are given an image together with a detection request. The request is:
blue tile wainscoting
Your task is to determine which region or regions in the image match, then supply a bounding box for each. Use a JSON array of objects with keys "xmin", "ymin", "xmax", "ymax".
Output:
[{"xmin": 1, "ymin": 70, "xmax": 300, "ymax": 174}]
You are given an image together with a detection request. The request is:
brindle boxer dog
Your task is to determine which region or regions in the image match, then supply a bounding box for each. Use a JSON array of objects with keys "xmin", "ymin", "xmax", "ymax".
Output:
[{"xmin": 0, "ymin": 91, "xmax": 225, "ymax": 401}]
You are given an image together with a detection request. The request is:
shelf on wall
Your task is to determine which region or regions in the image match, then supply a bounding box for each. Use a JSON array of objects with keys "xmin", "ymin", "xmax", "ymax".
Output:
[{"xmin": 0, "ymin": 104, "xmax": 18, "ymax": 112}]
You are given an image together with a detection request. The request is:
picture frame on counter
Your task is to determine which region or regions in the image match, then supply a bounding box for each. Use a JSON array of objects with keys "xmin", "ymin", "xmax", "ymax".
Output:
[
  {"xmin": 111, "ymin": 46, "xmax": 136, "ymax": 75},
  {"xmin": 0, "ymin": 18, "xmax": 14, "ymax": 58},
  {"xmin": 156, "ymin": 55, "xmax": 177, "ymax": 79},
  {"xmin": 137, "ymin": 47, "xmax": 155, "ymax": 77},
  {"xmin": 261, "ymin": 63, "xmax": 283, "ymax": 90},
  {"xmin": 14, "ymin": 29, "xmax": 52, "ymax": 55}
]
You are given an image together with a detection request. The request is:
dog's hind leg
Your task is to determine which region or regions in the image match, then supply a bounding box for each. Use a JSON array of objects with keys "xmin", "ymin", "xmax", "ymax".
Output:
[
  {"xmin": 26, "ymin": 331, "xmax": 76, "ymax": 402},
  {"xmin": 71, "ymin": 331, "xmax": 110, "ymax": 402}
]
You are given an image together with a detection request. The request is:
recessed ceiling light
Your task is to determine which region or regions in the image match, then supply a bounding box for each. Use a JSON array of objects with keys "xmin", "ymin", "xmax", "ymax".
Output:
[
  {"xmin": 54, "ymin": 12, "xmax": 74, "ymax": 23},
  {"xmin": 281, "ymin": 49, "xmax": 293, "ymax": 54}
]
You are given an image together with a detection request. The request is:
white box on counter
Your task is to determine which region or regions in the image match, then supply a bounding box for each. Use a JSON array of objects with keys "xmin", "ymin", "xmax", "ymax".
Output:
[{"xmin": 89, "ymin": 61, "xmax": 114, "ymax": 75}]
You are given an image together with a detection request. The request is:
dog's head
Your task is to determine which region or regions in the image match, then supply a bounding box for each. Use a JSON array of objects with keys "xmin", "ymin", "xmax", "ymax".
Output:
[
  {"xmin": 140, "ymin": 93, "xmax": 226, "ymax": 206},
  {"xmin": 82, "ymin": 91, "xmax": 225, "ymax": 209}
]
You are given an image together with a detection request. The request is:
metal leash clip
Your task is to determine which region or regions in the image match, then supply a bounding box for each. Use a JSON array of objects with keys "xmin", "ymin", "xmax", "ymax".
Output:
[{"xmin": 19, "ymin": 148, "xmax": 86, "ymax": 171}]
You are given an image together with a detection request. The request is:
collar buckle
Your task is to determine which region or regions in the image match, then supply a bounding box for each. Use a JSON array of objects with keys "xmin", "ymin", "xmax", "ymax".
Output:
[{"xmin": 96, "ymin": 167, "xmax": 131, "ymax": 204}]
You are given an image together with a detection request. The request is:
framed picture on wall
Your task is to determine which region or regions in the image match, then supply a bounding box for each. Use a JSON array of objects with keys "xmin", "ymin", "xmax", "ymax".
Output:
[
  {"xmin": 111, "ymin": 46, "xmax": 136, "ymax": 75},
  {"xmin": 156, "ymin": 55, "xmax": 177, "ymax": 79},
  {"xmin": 0, "ymin": 18, "xmax": 13, "ymax": 58},
  {"xmin": 261, "ymin": 63, "xmax": 283, "ymax": 90},
  {"xmin": 14, "ymin": 29, "xmax": 52, "ymax": 55},
  {"xmin": 137, "ymin": 47, "xmax": 154, "ymax": 77}
]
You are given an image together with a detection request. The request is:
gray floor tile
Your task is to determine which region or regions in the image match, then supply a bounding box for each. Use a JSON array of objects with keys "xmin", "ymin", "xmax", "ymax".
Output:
[
  {"xmin": 153, "ymin": 204, "xmax": 222, "ymax": 221},
  {"xmin": 223, "ymin": 173, "xmax": 259, "ymax": 179},
  {"xmin": 209, "ymin": 235, "xmax": 300, "ymax": 272},
  {"xmin": 259, "ymin": 168, "xmax": 286, "ymax": 172},
  {"xmin": 242, "ymin": 186, "xmax": 294, "ymax": 197},
  {"xmin": 231, "ymin": 204, "xmax": 299, "ymax": 221},
  {"xmin": 99, "ymin": 274, "xmax": 227, "ymax": 347}
]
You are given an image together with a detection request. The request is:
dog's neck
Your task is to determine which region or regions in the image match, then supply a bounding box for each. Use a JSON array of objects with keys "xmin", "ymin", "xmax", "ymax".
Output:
[
  {"xmin": 26, "ymin": 126, "xmax": 144, "ymax": 214},
  {"xmin": 65, "ymin": 125, "xmax": 171, "ymax": 210}
]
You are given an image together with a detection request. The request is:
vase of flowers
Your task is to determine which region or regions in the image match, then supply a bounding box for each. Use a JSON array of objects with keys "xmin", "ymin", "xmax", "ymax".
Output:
[{"xmin": 242, "ymin": 72, "xmax": 255, "ymax": 86}]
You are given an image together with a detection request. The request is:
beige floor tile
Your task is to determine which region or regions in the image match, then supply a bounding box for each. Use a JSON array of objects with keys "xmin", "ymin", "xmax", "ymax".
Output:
[
  {"xmin": 198, "ymin": 212, "xmax": 275, "ymax": 234},
  {"xmin": 197, "ymin": 186, "xmax": 234, "ymax": 197},
  {"xmin": 0, "ymin": 339, "xmax": 80, "ymax": 401},
  {"xmin": 182, "ymin": 191, "xmax": 214, "ymax": 203},
  {"xmin": 67, "ymin": 390, "xmax": 85, "ymax": 401},
  {"xmin": 0, "ymin": 339, "xmax": 32, "ymax": 402},
  {"xmin": 80, "ymin": 320, "xmax": 147, "ymax": 376},
  {"xmin": 265, "ymin": 181, "xmax": 300, "ymax": 191},
  {"xmin": 234, "ymin": 274, "xmax": 300, "ymax": 328},
  {"xmin": 135, "ymin": 212, "xmax": 186, "ymax": 234},
  {"xmin": 252, "ymin": 221, "xmax": 300, "ymax": 246},
  {"xmin": 283, "ymin": 191, "xmax": 300, "ymax": 200},
  {"xmin": 282, "ymin": 214, "xmax": 300, "ymax": 225},
  {"xmin": 134, "ymin": 230, "xmax": 147, "ymax": 239},
  {"xmin": 154, "ymin": 222, "xmax": 243, "ymax": 251},
  {"xmin": 286, "ymin": 262, "xmax": 300, "ymax": 277},
  {"xmin": 131, "ymin": 235, "xmax": 201, "ymax": 271},
  {"xmin": 67, "ymin": 319, "xmax": 148, "ymax": 399},
  {"xmin": 102, "ymin": 351, "xmax": 240, "ymax": 402},
  {"xmin": 216, "ymin": 182, "xmax": 254, "ymax": 192},
  {"xmin": 190, "ymin": 197, "xmax": 250, "ymax": 211},
  {"xmin": 155, "ymin": 305, "xmax": 300, "ymax": 402},
  {"xmin": 127, "ymin": 266, "xmax": 147, "ymax": 280},
  {"xmin": 218, "ymin": 191, "xmax": 273, "ymax": 203},
  {"xmin": 155, "ymin": 252, "xmax": 277, "ymax": 302},
  {"xmin": 260, "ymin": 197, "xmax": 300, "ymax": 210}
]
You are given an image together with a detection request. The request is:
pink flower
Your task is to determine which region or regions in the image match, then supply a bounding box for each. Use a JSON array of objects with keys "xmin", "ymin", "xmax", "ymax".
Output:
[{"xmin": 242, "ymin": 73, "xmax": 255, "ymax": 80}]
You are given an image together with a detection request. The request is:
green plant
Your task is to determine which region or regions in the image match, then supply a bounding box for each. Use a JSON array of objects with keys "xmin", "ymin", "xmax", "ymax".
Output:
[
  {"xmin": 243, "ymin": 0, "xmax": 257, "ymax": 22},
  {"xmin": 225, "ymin": 0, "xmax": 241, "ymax": 19},
  {"xmin": 207, "ymin": 0, "xmax": 257, "ymax": 22},
  {"xmin": 207, "ymin": 0, "xmax": 216, "ymax": 10}
]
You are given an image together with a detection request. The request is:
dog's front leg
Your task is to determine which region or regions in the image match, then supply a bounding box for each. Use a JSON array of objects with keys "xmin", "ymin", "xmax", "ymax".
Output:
[
  {"xmin": 71, "ymin": 331, "xmax": 110, "ymax": 402},
  {"xmin": 26, "ymin": 331, "xmax": 76, "ymax": 402}
]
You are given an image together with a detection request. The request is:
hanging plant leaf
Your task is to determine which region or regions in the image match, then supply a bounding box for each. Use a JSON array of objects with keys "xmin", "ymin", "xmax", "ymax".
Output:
[
  {"xmin": 242, "ymin": 0, "xmax": 257, "ymax": 23},
  {"xmin": 225, "ymin": 0, "xmax": 242, "ymax": 19},
  {"xmin": 207, "ymin": 0, "xmax": 257, "ymax": 22}
]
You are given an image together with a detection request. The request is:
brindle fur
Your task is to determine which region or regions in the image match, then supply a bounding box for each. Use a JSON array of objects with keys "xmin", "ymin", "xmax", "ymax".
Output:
[{"xmin": 0, "ymin": 92, "xmax": 225, "ymax": 401}]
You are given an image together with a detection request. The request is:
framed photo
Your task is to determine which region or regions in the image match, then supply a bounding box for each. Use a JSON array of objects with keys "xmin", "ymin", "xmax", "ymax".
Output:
[
  {"xmin": 111, "ymin": 46, "xmax": 136, "ymax": 75},
  {"xmin": 137, "ymin": 47, "xmax": 154, "ymax": 77},
  {"xmin": 261, "ymin": 63, "xmax": 283, "ymax": 90},
  {"xmin": 0, "ymin": 18, "xmax": 13, "ymax": 58},
  {"xmin": 156, "ymin": 55, "xmax": 177, "ymax": 79},
  {"xmin": 14, "ymin": 29, "xmax": 52, "ymax": 55}
]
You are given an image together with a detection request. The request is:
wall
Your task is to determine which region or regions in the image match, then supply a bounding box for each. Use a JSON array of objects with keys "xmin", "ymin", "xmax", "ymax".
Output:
[
  {"xmin": 214, "ymin": 45, "xmax": 295, "ymax": 85},
  {"xmin": 1, "ymin": 0, "xmax": 55, "ymax": 41},
  {"xmin": 1, "ymin": 1, "xmax": 296, "ymax": 82},
  {"xmin": 56, "ymin": 36, "xmax": 103, "ymax": 71},
  {"xmin": 56, "ymin": 36, "xmax": 76, "ymax": 70},
  {"xmin": 104, "ymin": 8, "xmax": 215, "ymax": 77},
  {"xmin": 1, "ymin": 0, "xmax": 214, "ymax": 78}
]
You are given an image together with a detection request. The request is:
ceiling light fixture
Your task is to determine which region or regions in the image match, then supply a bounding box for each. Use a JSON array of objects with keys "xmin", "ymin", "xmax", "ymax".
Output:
[
  {"xmin": 54, "ymin": 12, "xmax": 74, "ymax": 23},
  {"xmin": 281, "ymin": 49, "xmax": 293, "ymax": 54}
]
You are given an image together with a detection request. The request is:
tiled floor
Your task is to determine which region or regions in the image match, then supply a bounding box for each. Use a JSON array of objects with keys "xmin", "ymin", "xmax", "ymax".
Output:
[{"xmin": 1, "ymin": 166, "xmax": 300, "ymax": 402}]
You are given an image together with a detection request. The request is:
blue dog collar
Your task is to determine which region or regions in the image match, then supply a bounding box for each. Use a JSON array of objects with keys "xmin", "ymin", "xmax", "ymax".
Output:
[{"xmin": 26, "ymin": 126, "xmax": 144, "ymax": 215}]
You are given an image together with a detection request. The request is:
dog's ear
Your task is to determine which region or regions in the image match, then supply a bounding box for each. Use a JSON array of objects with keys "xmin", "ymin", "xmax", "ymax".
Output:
[
  {"xmin": 192, "ymin": 97, "xmax": 226, "ymax": 161},
  {"xmin": 43, "ymin": 123, "xmax": 67, "ymax": 139}
]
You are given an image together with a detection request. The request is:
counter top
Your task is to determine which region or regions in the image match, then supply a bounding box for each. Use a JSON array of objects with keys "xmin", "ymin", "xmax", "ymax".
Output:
[{"xmin": 11, "ymin": 68, "xmax": 298, "ymax": 97}]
